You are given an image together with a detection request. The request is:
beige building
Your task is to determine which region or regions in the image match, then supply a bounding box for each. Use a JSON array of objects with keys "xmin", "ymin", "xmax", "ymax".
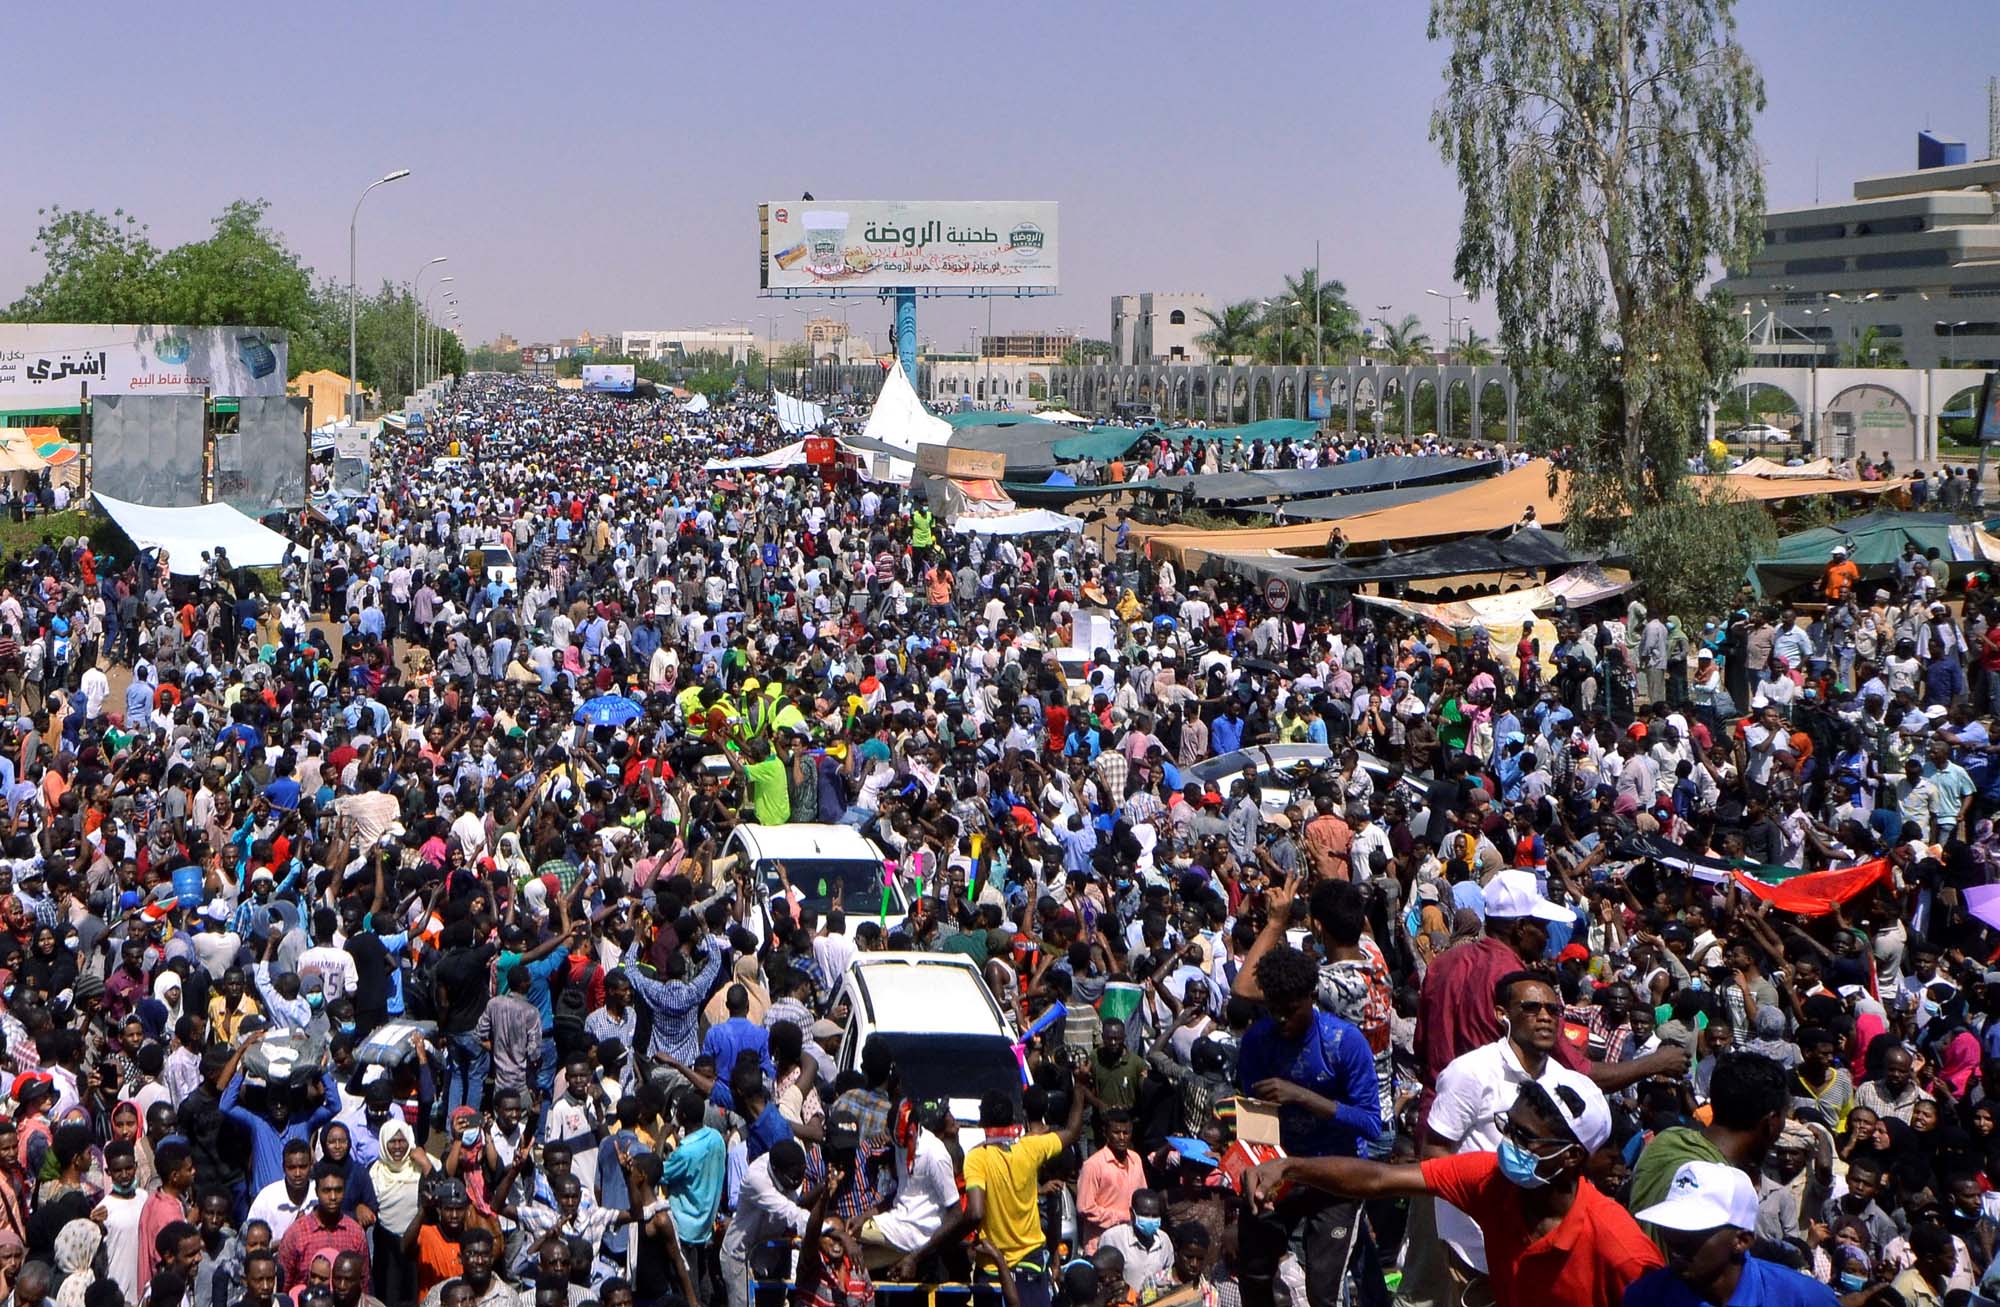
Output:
[
  {"xmin": 289, "ymin": 369, "xmax": 354, "ymax": 429},
  {"xmin": 1111, "ymin": 293, "xmax": 1213, "ymax": 366}
]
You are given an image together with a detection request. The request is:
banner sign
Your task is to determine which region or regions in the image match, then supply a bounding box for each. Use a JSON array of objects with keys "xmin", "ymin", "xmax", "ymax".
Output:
[
  {"xmin": 217, "ymin": 396, "xmax": 309, "ymax": 515},
  {"xmin": 760, "ymin": 201, "xmax": 1058, "ymax": 290},
  {"xmin": 0, "ymin": 325, "xmax": 286, "ymax": 411},
  {"xmin": 1976, "ymin": 371, "xmax": 2000, "ymax": 445},
  {"xmin": 581, "ymin": 364, "xmax": 635, "ymax": 394},
  {"xmin": 91, "ymin": 394, "xmax": 206, "ymax": 508}
]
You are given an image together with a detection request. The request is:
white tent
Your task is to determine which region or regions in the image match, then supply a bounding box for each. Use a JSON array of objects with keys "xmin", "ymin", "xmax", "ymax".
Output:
[
  {"xmin": 860, "ymin": 364, "xmax": 951, "ymax": 454},
  {"xmin": 951, "ymin": 508, "xmax": 1085, "ymax": 536},
  {"xmin": 1034, "ymin": 409, "xmax": 1090, "ymax": 426},
  {"xmin": 702, "ymin": 441, "xmax": 807, "ymax": 472},
  {"xmin": 683, "ymin": 393, "xmax": 711, "ymax": 414},
  {"xmin": 773, "ymin": 392, "xmax": 826, "ymax": 434},
  {"xmin": 95, "ymin": 493, "xmax": 297, "ymax": 574}
]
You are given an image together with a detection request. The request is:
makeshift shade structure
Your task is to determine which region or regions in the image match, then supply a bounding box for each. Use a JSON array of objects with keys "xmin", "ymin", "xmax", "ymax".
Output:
[
  {"xmin": 1051, "ymin": 427, "xmax": 1145, "ymax": 462},
  {"xmin": 1354, "ymin": 566, "xmax": 1634, "ymax": 636},
  {"xmin": 702, "ymin": 441, "xmax": 807, "ymax": 472},
  {"xmin": 1729, "ymin": 456, "xmax": 1839, "ymax": 478},
  {"xmin": 859, "ymin": 363, "xmax": 950, "ymax": 454},
  {"xmin": 94, "ymin": 493, "xmax": 296, "ymax": 573},
  {"xmin": 683, "ymin": 393, "xmax": 710, "ymax": 414},
  {"xmin": 575, "ymin": 695, "xmax": 643, "ymax": 727},
  {"xmin": 951, "ymin": 508, "xmax": 1085, "ymax": 535},
  {"xmin": 772, "ymin": 392, "xmax": 826, "ymax": 434},
  {"xmin": 1034, "ymin": 409, "xmax": 1090, "ymax": 425},
  {"xmin": 1746, "ymin": 511, "xmax": 1987, "ymax": 598}
]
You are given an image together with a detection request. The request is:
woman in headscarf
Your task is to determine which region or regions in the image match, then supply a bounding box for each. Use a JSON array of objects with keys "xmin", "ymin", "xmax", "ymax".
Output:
[
  {"xmin": 149, "ymin": 971, "xmax": 185, "ymax": 1036},
  {"xmin": 367, "ymin": 1119, "xmax": 427, "ymax": 1307},
  {"xmin": 703, "ymin": 954, "xmax": 769, "ymax": 1028},
  {"xmin": 52, "ymin": 1218, "xmax": 100, "ymax": 1307}
]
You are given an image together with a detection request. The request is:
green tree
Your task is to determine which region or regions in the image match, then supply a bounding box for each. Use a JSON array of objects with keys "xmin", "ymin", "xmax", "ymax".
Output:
[
  {"xmin": 1279, "ymin": 268, "xmax": 1361, "ymax": 364},
  {"xmin": 1616, "ymin": 480, "xmax": 1775, "ymax": 619},
  {"xmin": 777, "ymin": 342, "xmax": 813, "ymax": 369},
  {"xmin": 1377, "ymin": 314, "xmax": 1433, "ymax": 365},
  {"xmin": 1429, "ymin": 0, "xmax": 1765, "ymax": 521},
  {"xmin": 1061, "ymin": 338, "xmax": 1113, "ymax": 366},
  {"xmin": 1196, "ymin": 300, "xmax": 1262, "ymax": 364},
  {"xmin": 466, "ymin": 348, "xmax": 523, "ymax": 374},
  {"xmin": 1844, "ymin": 326, "xmax": 1906, "ymax": 368},
  {"xmin": 5, "ymin": 205, "xmax": 163, "ymax": 322},
  {"xmin": 154, "ymin": 200, "xmax": 314, "ymax": 331},
  {"xmin": 1456, "ymin": 328, "xmax": 1497, "ymax": 366}
]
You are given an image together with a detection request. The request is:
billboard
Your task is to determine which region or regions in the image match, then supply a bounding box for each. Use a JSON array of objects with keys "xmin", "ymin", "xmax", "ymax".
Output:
[
  {"xmin": 90, "ymin": 394, "xmax": 207, "ymax": 508},
  {"xmin": 760, "ymin": 201, "xmax": 1058, "ymax": 290},
  {"xmin": 0, "ymin": 325, "xmax": 286, "ymax": 412},
  {"xmin": 216, "ymin": 396, "xmax": 310, "ymax": 515},
  {"xmin": 1976, "ymin": 371, "xmax": 2000, "ymax": 444},
  {"xmin": 581, "ymin": 364, "xmax": 636, "ymax": 394}
]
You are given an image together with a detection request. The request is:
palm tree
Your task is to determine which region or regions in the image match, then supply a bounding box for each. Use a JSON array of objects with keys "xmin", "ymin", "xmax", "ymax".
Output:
[
  {"xmin": 1844, "ymin": 326, "xmax": 1905, "ymax": 368},
  {"xmin": 1377, "ymin": 314, "xmax": 1433, "ymax": 365},
  {"xmin": 1280, "ymin": 267, "xmax": 1361, "ymax": 364},
  {"xmin": 1196, "ymin": 300, "xmax": 1263, "ymax": 364},
  {"xmin": 1456, "ymin": 328, "xmax": 1497, "ymax": 366}
]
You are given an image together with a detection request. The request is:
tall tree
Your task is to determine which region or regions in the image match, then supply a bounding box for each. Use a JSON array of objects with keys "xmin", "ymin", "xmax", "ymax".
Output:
[
  {"xmin": 1457, "ymin": 328, "xmax": 1497, "ymax": 366},
  {"xmin": 5, "ymin": 206, "xmax": 163, "ymax": 322},
  {"xmin": 1377, "ymin": 314, "xmax": 1434, "ymax": 365},
  {"xmin": 1196, "ymin": 300, "xmax": 1263, "ymax": 364},
  {"xmin": 1280, "ymin": 267, "xmax": 1360, "ymax": 364},
  {"xmin": 1429, "ymin": 0, "xmax": 1765, "ymax": 516}
]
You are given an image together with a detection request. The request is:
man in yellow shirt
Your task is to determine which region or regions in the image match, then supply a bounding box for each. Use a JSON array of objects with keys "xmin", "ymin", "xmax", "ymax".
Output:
[{"xmin": 892, "ymin": 1063, "xmax": 1088, "ymax": 1304}]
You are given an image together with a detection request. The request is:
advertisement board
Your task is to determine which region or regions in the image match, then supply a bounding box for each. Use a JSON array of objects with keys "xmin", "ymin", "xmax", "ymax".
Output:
[
  {"xmin": 760, "ymin": 201, "xmax": 1058, "ymax": 290},
  {"xmin": 581, "ymin": 364, "xmax": 636, "ymax": 394},
  {"xmin": 1976, "ymin": 372, "xmax": 2000, "ymax": 444},
  {"xmin": 0, "ymin": 324, "xmax": 287, "ymax": 412}
]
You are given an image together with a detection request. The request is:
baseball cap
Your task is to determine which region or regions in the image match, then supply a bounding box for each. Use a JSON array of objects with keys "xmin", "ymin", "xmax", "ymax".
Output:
[
  {"xmin": 431, "ymin": 1177, "xmax": 470, "ymax": 1207},
  {"xmin": 1483, "ymin": 869, "xmax": 1572, "ymax": 923},
  {"xmin": 1633, "ymin": 1160, "xmax": 1758, "ymax": 1232},
  {"xmin": 1831, "ymin": 545, "xmax": 1847, "ymax": 556},
  {"xmin": 1536, "ymin": 1080, "xmax": 1613, "ymax": 1153}
]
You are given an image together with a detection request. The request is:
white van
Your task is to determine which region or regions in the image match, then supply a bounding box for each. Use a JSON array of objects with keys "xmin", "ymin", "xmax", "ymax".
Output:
[
  {"xmin": 723, "ymin": 823, "xmax": 909, "ymax": 941},
  {"xmin": 834, "ymin": 952, "xmax": 1021, "ymax": 1152}
]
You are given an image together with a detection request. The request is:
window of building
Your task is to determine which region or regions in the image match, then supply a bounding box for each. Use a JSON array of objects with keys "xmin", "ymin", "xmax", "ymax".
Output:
[
  {"xmin": 1170, "ymin": 346, "xmax": 1185, "ymax": 359},
  {"xmin": 1855, "ymin": 249, "xmax": 1950, "ymax": 271},
  {"xmin": 1854, "ymin": 215, "xmax": 1926, "ymax": 237},
  {"xmin": 1773, "ymin": 222, "xmax": 1846, "ymax": 243},
  {"xmin": 1169, "ymin": 309, "xmax": 1186, "ymax": 325},
  {"xmin": 1937, "ymin": 322, "xmax": 2000, "ymax": 336},
  {"xmin": 1783, "ymin": 257, "xmax": 1847, "ymax": 275}
]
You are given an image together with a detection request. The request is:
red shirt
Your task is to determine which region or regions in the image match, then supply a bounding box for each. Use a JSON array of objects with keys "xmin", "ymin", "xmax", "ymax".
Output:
[
  {"xmin": 1420, "ymin": 1153, "xmax": 1663, "ymax": 1307},
  {"xmin": 1414, "ymin": 937, "xmax": 1590, "ymax": 1124}
]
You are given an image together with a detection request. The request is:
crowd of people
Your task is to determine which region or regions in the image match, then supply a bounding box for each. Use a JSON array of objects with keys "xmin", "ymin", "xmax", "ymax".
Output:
[{"xmin": 1, "ymin": 373, "xmax": 1998, "ymax": 1307}]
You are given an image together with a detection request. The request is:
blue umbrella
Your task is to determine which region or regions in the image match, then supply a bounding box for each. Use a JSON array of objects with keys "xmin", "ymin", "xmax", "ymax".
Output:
[{"xmin": 575, "ymin": 694, "xmax": 643, "ymax": 727}]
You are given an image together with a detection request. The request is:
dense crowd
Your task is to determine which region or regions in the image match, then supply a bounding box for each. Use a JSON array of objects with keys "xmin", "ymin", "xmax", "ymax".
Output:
[{"xmin": 3, "ymin": 374, "xmax": 1999, "ymax": 1307}]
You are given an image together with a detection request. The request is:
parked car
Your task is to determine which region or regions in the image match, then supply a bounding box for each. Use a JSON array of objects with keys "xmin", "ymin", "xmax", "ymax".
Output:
[
  {"xmin": 724, "ymin": 823, "xmax": 907, "ymax": 941},
  {"xmin": 832, "ymin": 952, "xmax": 1021, "ymax": 1155},
  {"xmin": 1185, "ymin": 742, "xmax": 1426, "ymax": 816}
]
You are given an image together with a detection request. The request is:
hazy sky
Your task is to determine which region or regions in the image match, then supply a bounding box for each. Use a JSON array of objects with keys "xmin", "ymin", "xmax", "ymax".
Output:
[{"xmin": 6, "ymin": 2, "xmax": 1998, "ymax": 354}]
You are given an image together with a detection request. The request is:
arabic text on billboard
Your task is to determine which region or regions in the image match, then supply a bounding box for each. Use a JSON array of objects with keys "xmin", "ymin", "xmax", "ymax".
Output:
[
  {"xmin": 760, "ymin": 201, "xmax": 1058, "ymax": 291},
  {"xmin": 0, "ymin": 325, "xmax": 287, "ymax": 411},
  {"xmin": 581, "ymin": 364, "xmax": 636, "ymax": 394}
]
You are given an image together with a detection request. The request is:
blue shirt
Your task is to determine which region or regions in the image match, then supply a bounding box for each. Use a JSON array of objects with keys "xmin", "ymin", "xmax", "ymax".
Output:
[
  {"xmin": 1623, "ymin": 1256, "xmax": 1838, "ymax": 1307},
  {"xmin": 658, "ymin": 1125, "xmax": 727, "ymax": 1245},
  {"xmin": 703, "ymin": 1017, "xmax": 775, "ymax": 1100},
  {"xmin": 744, "ymin": 1102, "xmax": 794, "ymax": 1162},
  {"xmin": 1235, "ymin": 1007, "xmax": 1381, "ymax": 1158},
  {"xmin": 498, "ymin": 948, "xmax": 570, "ymax": 1026},
  {"xmin": 220, "ymin": 1068, "xmax": 341, "ymax": 1190},
  {"xmin": 1210, "ymin": 714, "xmax": 1245, "ymax": 755}
]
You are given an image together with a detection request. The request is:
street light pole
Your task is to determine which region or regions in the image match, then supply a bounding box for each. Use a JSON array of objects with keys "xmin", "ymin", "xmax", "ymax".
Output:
[
  {"xmin": 411, "ymin": 258, "xmax": 446, "ymax": 399},
  {"xmin": 348, "ymin": 169, "xmax": 411, "ymax": 421},
  {"xmin": 1426, "ymin": 287, "xmax": 1464, "ymax": 358}
]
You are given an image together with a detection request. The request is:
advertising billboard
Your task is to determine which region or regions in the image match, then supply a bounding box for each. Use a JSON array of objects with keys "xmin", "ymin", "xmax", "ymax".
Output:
[
  {"xmin": 1977, "ymin": 371, "xmax": 2000, "ymax": 444},
  {"xmin": 0, "ymin": 325, "xmax": 286, "ymax": 412},
  {"xmin": 760, "ymin": 201, "xmax": 1058, "ymax": 290},
  {"xmin": 581, "ymin": 364, "xmax": 636, "ymax": 394}
]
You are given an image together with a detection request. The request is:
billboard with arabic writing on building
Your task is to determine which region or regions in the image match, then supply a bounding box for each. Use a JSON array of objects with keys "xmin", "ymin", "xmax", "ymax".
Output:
[
  {"xmin": 760, "ymin": 201, "xmax": 1058, "ymax": 291},
  {"xmin": 0, "ymin": 324, "xmax": 287, "ymax": 412}
]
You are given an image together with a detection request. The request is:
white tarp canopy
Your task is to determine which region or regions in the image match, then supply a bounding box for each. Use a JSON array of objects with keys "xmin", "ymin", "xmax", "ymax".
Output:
[
  {"xmin": 1035, "ymin": 409, "xmax": 1090, "ymax": 425},
  {"xmin": 860, "ymin": 364, "xmax": 950, "ymax": 454},
  {"xmin": 702, "ymin": 441, "xmax": 806, "ymax": 472},
  {"xmin": 1355, "ymin": 564, "xmax": 1634, "ymax": 633},
  {"xmin": 683, "ymin": 393, "xmax": 711, "ymax": 414},
  {"xmin": 1729, "ymin": 456, "xmax": 1841, "ymax": 478},
  {"xmin": 951, "ymin": 508, "xmax": 1085, "ymax": 536},
  {"xmin": 773, "ymin": 392, "xmax": 827, "ymax": 434},
  {"xmin": 95, "ymin": 493, "xmax": 296, "ymax": 574}
]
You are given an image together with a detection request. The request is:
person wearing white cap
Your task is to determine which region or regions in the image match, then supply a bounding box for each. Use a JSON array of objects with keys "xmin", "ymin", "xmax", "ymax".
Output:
[
  {"xmin": 1624, "ymin": 1161, "xmax": 1838, "ymax": 1307},
  {"xmin": 1244, "ymin": 1080, "xmax": 1662, "ymax": 1307}
]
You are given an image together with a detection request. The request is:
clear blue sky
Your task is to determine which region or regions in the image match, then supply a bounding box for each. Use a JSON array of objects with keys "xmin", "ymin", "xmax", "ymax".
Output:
[{"xmin": 6, "ymin": 2, "xmax": 1997, "ymax": 353}]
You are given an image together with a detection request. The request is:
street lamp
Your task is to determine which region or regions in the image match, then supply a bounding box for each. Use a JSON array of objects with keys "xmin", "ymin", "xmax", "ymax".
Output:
[
  {"xmin": 348, "ymin": 169, "xmax": 411, "ymax": 420},
  {"xmin": 1941, "ymin": 319, "xmax": 1969, "ymax": 367},
  {"xmin": 1426, "ymin": 287, "xmax": 1465, "ymax": 356},
  {"xmin": 423, "ymin": 281, "xmax": 455, "ymax": 386},
  {"xmin": 1825, "ymin": 291, "xmax": 1880, "ymax": 363},
  {"xmin": 411, "ymin": 258, "xmax": 446, "ymax": 397}
]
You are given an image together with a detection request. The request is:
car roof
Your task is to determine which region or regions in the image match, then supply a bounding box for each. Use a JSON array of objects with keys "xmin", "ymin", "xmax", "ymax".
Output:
[
  {"xmin": 848, "ymin": 953, "xmax": 1005, "ymax": 1036},
  {"xmin": 1188, "ymin": 743, "xmax": 1333, "ymax": 781},
  {"xmin": 730, "ymin": 823, "xmax": 883, "ymax": 863}
]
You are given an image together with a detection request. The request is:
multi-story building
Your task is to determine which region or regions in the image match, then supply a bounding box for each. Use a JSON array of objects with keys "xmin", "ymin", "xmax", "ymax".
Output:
[
  {"xmin": 1111, "ymin": 293, "xmax": 1213, "ymax": 366},
  {"xmin": 488, "ymin": 333, "xmax": 520, "ymax": 357},
  {"xmin": 621, "ymin": 329, "xmax": 756, "ymax": 364},
  {"xmin": 980, "ymin": 332, "xmax": 1074, "ymax": 361},
  {"xmin": 1718, "ymin": 131, "xmax": 2000, "ymax": 369}
]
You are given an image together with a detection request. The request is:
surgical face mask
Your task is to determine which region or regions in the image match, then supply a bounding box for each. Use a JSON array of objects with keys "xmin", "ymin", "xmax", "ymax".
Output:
[
  {"xmin": 111, "ymin": 1179, "xmax": 138, "ymax": 1197},
  {"xmin": 1132, "ymin": 1216, "xmax": 1161, "ymax": 1240},
  {"xmin": 460, "ymin": 1128, "xmax": 481, "ymax": 1149},
  {"xmin": 1496, "ymin": 1139, "xmax": 1554, "ymax": 1189},
  {"xmin": 338, "ymin": 1022, "xmax": 356, "ymax": 1037},
  {"xmin": 1838, "ymin": 1274, "xmax": 1868, "ymax": 1293}
]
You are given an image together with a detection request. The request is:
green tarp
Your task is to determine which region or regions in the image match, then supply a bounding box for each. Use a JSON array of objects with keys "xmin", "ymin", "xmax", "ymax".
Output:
[
  {"xmin": 941, "ymin": 410, "xmax": 1055, "ymax": 430},
  {"xmin": 1746, "ymin": 511, "xmax": 1962, "ymax": 598},
  {"xmin": 1178, "ymin": 417, "xmax": 1318, "ymax": 444},
  {"xmin": 1051, "ymin": 427, "xmax": 1147, "ymax": 461}
]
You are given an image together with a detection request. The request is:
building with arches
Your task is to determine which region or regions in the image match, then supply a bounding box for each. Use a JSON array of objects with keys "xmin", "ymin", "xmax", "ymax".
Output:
[{"xmin": 1709, "ymin": 366, "xmax": 1988, "ymax": 463}]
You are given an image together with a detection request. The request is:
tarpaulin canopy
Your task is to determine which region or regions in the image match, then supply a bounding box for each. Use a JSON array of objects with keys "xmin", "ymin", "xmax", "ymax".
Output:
[
  {"xmin": 1311, "ymin": 529, "xmax": 1592, "ymax": 584},
  {"xmin": 1277, "ymin": 480, "xmax": 1478, "ymax": 521},
  {"xmin": 1730, "ymin": 456, "xmax": 1838, "ymax": 478},
  {"xmin": 942, "ymin": 410, "xmax": 1054, "ymax": 430},
  {"xmin": 1746, "ymin": 510, "xmax": 1972, "ymax": 598},
  {"xmin": 1130, "ymin": 455, "xmax": 1493, "ymax": 505},
  {"xmin": 95, "ymin": 493, "xmax": 296, "ymax": 573},
  {"xmin": 1135, "ymin": 459, "xmax": 1572, "ymax": 563},
  {"xmin": 0, "ymin": 432, "xmax": 50, "ymax": 473},
  {"xmin": 951, "ymin": 508, "xmax": 1084, "ymax": 535},
  {"xmin": 1354, "ymin": 565, "xmax": 1634, "ymax": 634},
  {"xmin": 772, "ymin": 392, "xmax": 826, "ymax": 434},
  {"xmin": 1034, "ymin": 410, "xmax": 1091, "ymax": 425},
  {"xmin": 1051, "ymin": 427, "xmax": 1147, "ymax": 462},
  {"xmin": 702, "ymin": 440, "xmax": 807, "ymax": 471},
  {"xmin": 1174, "ymin": 418, "xmax": 1318, "ymax": 444},
  {"xmin": 860, "ymin": 363, "xmax": 950, "ymax": 454}
]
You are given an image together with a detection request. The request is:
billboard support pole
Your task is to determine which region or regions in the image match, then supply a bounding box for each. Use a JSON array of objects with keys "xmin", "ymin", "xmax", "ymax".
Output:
[{"xmin": 896, "ymin": 288, "xmax": 918, "ymax": 388}]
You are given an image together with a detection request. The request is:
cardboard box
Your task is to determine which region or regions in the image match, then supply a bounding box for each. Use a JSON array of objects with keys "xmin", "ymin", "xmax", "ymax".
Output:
[
  {"xmin": 1217, "ymin": 1098, "xmax": 1290, "ymax": 1201},
  {"xmin": 915, "ymin": 443, "xmax": 1006, "ymax": 480}
]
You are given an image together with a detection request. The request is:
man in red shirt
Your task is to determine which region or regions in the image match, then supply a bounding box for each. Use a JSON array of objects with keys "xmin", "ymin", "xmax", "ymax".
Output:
[{"xmin": 1246, "ymin": 1081, "xmax": 1663, "ymax": 1307}]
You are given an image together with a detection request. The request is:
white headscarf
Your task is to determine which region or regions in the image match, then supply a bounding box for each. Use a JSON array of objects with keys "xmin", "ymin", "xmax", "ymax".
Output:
[{"xmin": 368, "ymin": 1119, "xmax": 424, "ymax": 1235}]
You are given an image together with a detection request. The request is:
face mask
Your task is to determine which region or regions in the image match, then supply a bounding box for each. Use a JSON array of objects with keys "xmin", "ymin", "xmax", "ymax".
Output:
[
  {"xmin": 460, "ymin": 1128, "xmax": 480, "ymax": 1148},
  {"xmin": 111, "ymin": 1180, "xmax": 137, "ymax": 1196},
  {"xmin": 1132, "ymin": 1216, "xmax": 1161, "ymax": 1239},
  {"xmin": 1839, "ymin": 1275, "xmax": 1868, "ymax": 1293},
  {"xmin": 64, "ymin": 935, "xmax": 78, "ymax": 951},
  {"xmin": 338, "ymin": 1022, "xmax": 356, "ymax": 1037},
  {"xmin": 1496, "ymin": 1139, "xmax": 1553, "ymax": 1189}
]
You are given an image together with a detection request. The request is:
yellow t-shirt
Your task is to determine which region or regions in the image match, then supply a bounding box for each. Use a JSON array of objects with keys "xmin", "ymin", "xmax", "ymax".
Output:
[{"xmin": 963, "ymin": 1131, "xmax": 1062, "ymax": 1268}]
